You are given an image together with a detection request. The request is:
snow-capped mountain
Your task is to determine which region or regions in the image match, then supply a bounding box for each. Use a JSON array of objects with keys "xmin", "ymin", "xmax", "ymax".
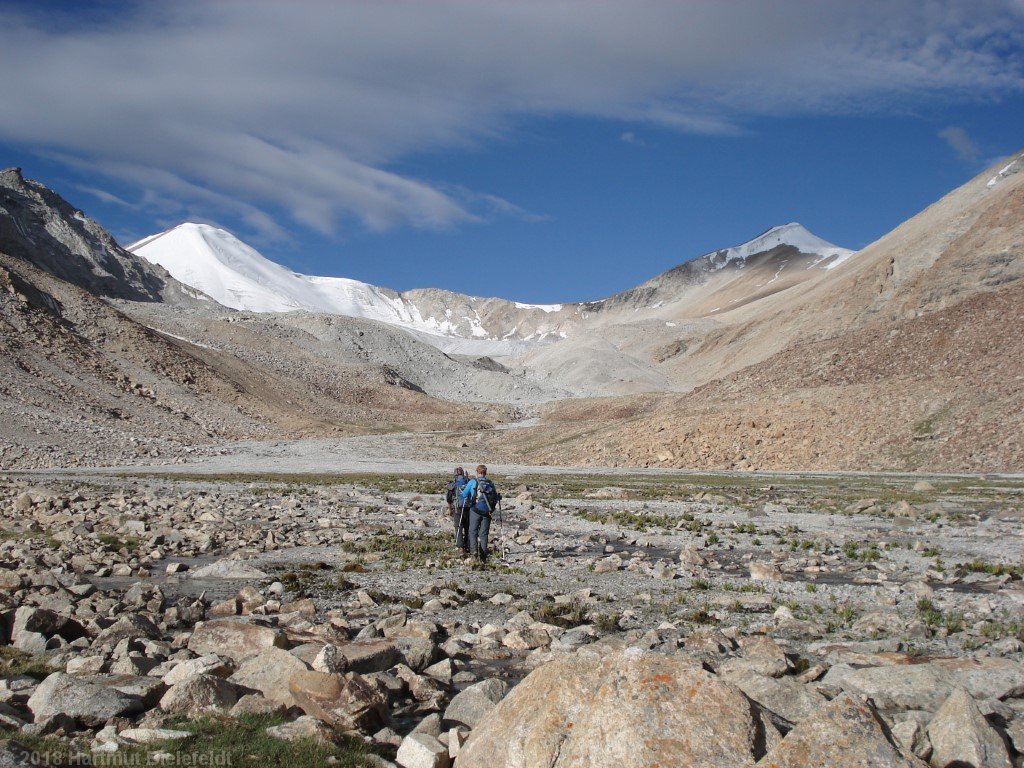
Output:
[
  {"xmin": 701, "ymin": 222, "xmax": 853, "ymax": 271},
  {"xmin": 128, "ymin": 221, "xmax": 854, "ymax": 346}
]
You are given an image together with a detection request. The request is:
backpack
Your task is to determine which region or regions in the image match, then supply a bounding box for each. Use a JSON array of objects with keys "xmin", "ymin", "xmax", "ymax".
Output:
[
  {"xmin": 474, "ymin": 477, "xmax": 501, "ymax": 513},
  {"xmin": 446, "ymin": 475, "xmax": 468, "ymax": 506}
]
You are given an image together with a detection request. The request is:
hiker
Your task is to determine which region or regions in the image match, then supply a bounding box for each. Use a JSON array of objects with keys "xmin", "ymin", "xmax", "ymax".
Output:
[
  {"xmin": 446, "ymin": 466, "xmax": 471, "ymax": 554},
  {"xmin": 460, "ymin": 464, "xmax": 501, "ymax": 564}
]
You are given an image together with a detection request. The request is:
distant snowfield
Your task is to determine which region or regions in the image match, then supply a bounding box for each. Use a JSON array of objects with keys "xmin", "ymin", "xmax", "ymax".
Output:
[{"xmin": 130, "ymin": 223, "xmax": 512, "ymax": 343}]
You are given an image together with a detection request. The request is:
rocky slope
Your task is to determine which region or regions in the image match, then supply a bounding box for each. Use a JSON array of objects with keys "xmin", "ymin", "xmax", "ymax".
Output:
[{"xmin": 493, "ymin": 149, "xmax": 1024, "ymax": 472}]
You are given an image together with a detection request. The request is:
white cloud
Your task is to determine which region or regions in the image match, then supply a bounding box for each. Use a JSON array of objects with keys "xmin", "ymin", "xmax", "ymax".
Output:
[
  {"xmin": 938, "ymin": 126, "xmax": 982, "ymax": 163},
  {"xmin": 620, "ymin": 132, "xmax": 645, "ymax": 146},
  {"xmin": 0, "ymin": 1, "xmax": 1021, "ymax": 240}
]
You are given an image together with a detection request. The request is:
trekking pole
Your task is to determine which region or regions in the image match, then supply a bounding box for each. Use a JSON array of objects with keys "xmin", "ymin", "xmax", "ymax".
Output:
[{"xmin": 498, "ymin": 498, "xmax": 505, "ymax": 560}]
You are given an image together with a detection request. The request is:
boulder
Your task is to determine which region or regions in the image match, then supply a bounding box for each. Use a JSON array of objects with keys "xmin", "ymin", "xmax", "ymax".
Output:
[
  {"xmin": 265, "ymin": 716, "xmax": 336, "ymax": 746},
  {"xmin": 396, "ymin": 732, "xmax": 450, "ymax": 768},
  {"xmin": 229, "ymin": 647, "xmax": 309, "ymax": 707},
  {"xmin": 93, "ymin": 614, "xmax": 161, "ymax": 648},
  {"xmin": 162, "ymin": 655, "xmax": 234, "ymax": 686},
  {"xmin": 721, "ymin": 667, "xmax": 826, "ymax": 724},
  {"xmin": 749, "ymin": 562, "xmax": 784, "ymax": 581},
  {"xmin": 27, "ymin": 673, "xmax": 143, "ymax": 726},
  {"xmin": 186, "ymin": 619, "xmax": 288, "ymax": 662},
  {"xmin": 459, "ymin": 650, "xmax": 763, "ymax": 768},
  {"xmin": 443, "ymin": 679, "xmax": 508, "ymax": 729},
  {"xmin": 757, "ymin": 693, "xmax": 925, "ymax": 767},
  {"xmin": 925, "ymin": 688, "xmax": 1012, "ymax": 768},
  {"xmin": 189, "ymin": 560, "xmax": 269, "ymax": 579},
  {"xmin": 288, "ymin": 669, "xmax": 386, "ymax": 733},
  {"xmin": 842, "ymin": 658, "xmax": 1024, "ymax": 713},
  {"xmin": 0, "ymin": 740, "xmax": 36, "ymax": 767},
  {"xmin": 11, "ymin": 608, "xmax": 85, "ymax": 652},
  {"xmin": 119, "ymin": 729, "xmax": 192, "ymax": 745},
  {"xmin": 337, "ymin": 639, "xmax": 401, "ymax": 674},
  {"xmin": 736, "ymin": 635, "xmax": 788, "ymax": 677},
  {"xmin": 159, "ymin": 675, "xmax": 238, "ymax": 716}
]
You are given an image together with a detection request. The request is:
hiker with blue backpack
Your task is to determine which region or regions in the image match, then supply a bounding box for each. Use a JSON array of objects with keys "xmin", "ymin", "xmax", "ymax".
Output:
[
  {"xmin": 459, "ymin": 464, "xmax": 502, "ymax": 565},
  {"xmin": 446, "ymin": 467, "xmax": 472, "ymax": 555}
]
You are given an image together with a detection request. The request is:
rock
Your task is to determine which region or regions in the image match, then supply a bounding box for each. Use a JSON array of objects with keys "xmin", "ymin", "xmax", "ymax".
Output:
[
  {"xmin": 926, "ymin": 688, "xmax": 1012, "ymax": 768},
  {"xmin": 458, "ymin": 650, "xmax": 762, "ymax": 768},
  {"xmin": 288, "ymin": 669, "xmax": 386, "ymax": 733},
  {"xmin": 312, "ymin": 644, "xmax": 347, "ymax": 674},
  {"xmin": 189, "ymin": 560, "xmax": 269, "ymax": 579},
  {"xmin": 186, "ymin": 619, "xmax": 288, "ymax": 662},
  {"xmin": 396, "ymin": 732, "xmax": 450, "ymax": 768},
  {"xmin": 394, "ymin": 637, "xmax": 438, "ymax": 671},
  {"xmin": 119, "ymin": 729, "xmax": 192, "ymax": 744},
  {"xmin": 0, "ymin": 740, "xmax": 36, "ymax": 767},
  {"xmin": 336, "ymin": 640, "xmax": 400, "ymax": 674},
  {"xmin": 842, "ymin": 658, "xmax": 1024, "ymax": 713},
  {"xmin": 162, "ymin": 655, "xmax": 234, "ymax": 686},
  {"xmin": 0, "ymin": 572, "xmax": 22, "ymax": 592},
  {"xmin": 230, "ymin": 694, "xmax": 288, "ymax": 718},
  {"xmin": 94, "ymin": 614, "xmax": 161, "ymax": 647},
  {"xmin": 159, "ymin": 675, "xmax": 238, "ymax": 716},
  {"xmin": 593, "ymin": 555, "xmax": 622, "ymax": 573},
  {"xmin": 758, "ymin": 692, "xmax": 925, "ymax": 767},
  {"xmin": 749, "ymin": 562, "xmax": 784, "ymax": 581},
  {"xmin": 443, "ymin": 679, "xmax": 508, "ymax": 729},
  {"xmin": 27, "ymin": 673, "xmax": 143, "ymax": 726},
  {"xmin": 891, "ymin": 720, "xmax": 932, "ymax": 761},
  {"xmin": 721, "ymin": 667, "xmax": 826, "ymax": 724},
  {"xmin": 912, "ymin": 480, "xmax": 935, "ymax": 492},
  {"xmin": 229, "ymin": 647, "xmax": 308, "ymax": 707},
  {"xmin": 266, "ymin": 716, "xmax": 336, "ymax": 746},
  {"xmin": 11, "ymin": 607, "xmax": 85, "ymax": 652},
  {"xmin": 737, "ymin": 635, "xmax": 788, "ymax": 677},
  {"xmin": 502, "ymin": 628, "xmax": 551, "ymax": 651}
]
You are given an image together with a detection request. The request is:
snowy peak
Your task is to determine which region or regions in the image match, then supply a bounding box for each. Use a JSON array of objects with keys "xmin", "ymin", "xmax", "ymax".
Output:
[{"xmin": 702, "ymin": 222, "xmax": 853, "ymax": 271}]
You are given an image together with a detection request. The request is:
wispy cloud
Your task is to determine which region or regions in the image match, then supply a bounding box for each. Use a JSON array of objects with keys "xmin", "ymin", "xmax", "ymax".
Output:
[
  {"xmin": 620, "ymin": 132, "xmax": 645, "ymax": 147},
  {"xmin": 1, "ymin": 1, "xmax": 1021, "ymax": 241},
  {"xmin": 938, "ymin": 126, "xmax": 982, "ymax": 163}
]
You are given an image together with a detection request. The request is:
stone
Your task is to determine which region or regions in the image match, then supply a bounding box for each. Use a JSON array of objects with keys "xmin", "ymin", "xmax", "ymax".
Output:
[
  {"xmin": 229, "ymin": 647, "xmax": 309, "ymax": 707},
  {"xmin": 926, "ymin": 688, "xmax": 1012, "ymax": 768},
  {"xmin": 396, "ymin": 732, "xmax": 450, "ymax": 768},
  {"xmin": 159, "ymin": 675, "xmax": 238, "ymax": 716},
  {"xmin": 891, "ymin": 720, "xmax": 932, "ymax": 761},
  {"xmin": 288, "ymin": 669, "xmax": 386, "ymax": 733},
  {"xmin": 336, "ymin": 639, "xmax": 400, "ymax": 674},
  {"xmin": 721, "ymin": 667, "xmax": 826, "ymax": 724},
  {"xmin": 0, "ymin": 572, "xmax": 22, "ymax": 592},
  {"xmin": 842, "ymin": 658, "xmax": 1024, "ymax": 713},
  {"xmin": 758, "ymin": 693, "xmax": 925, "ymax": 767},
  {"xmin": 162, "ymin": 655, "xmax": 234, "ymax": 686},
  {"xmin": 189, "ymin": 560, "xmax": 269, "ymax": 579},
  {"xmin": 119, "ymin": 729, "xmax": 192, "ymax": 744},
  {"xmin": 502, "ymin": 628, "xmax": 551, "ymax": 651},
  {"xmin": 749, "ymin": 562, "xmax": 784, "ymax": 581},
  {"xmin": 312, "ymin": 644, "xmax": 348, "ymax": 674},
  {"xmin": 912, "ymin": 480, "xmax": 935, "ymax": 492},
  {"xmin": 737, "ymin": 634, "xmax": 788, "ymax": 677},
  {"xmin": 0, "ymin": 740, "xmax": 37, "ymax": 767},
  {"xmin": 266, "ymin": 716, "xmax": 336, "ymax": 746},
  {"xmin": 458, "ymin": 650, "xmax": 762, "ymax": 768},
  {"xmin": 94, "ymin": 614, "xmax": 161, "ymax": 647},
  {"xmin": 443, "ymin": 678, "xmax": 508, "ymax": 729},
  {"xmin": 230, "ymin": 694, "xmax": 288, "ymax": 718},
  {"xmin": 11, "ymin": 607, "xmax": 85, "ymax": 652},
  {"xmin": 394, "ymin": 637, "xmax": 438, "ymax": 671},
  {"xmin": 27, "ymin": 673, "xmax": 143, "ymax": 726},
  {"xmin": 186, "ymin": 619, "xmax": 288, "ymax": 662}
]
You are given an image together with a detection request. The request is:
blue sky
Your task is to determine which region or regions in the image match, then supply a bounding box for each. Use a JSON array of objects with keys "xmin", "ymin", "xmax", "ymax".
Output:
[{"xmin": 1, "ymin": 1, "xmax": 1022, "ymax": 303}]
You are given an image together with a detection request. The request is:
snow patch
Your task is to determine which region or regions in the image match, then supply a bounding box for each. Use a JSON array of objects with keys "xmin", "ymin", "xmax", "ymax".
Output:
[{"xmin": 703, "ymin": 223, "xmax": 852, "ymax": 271}]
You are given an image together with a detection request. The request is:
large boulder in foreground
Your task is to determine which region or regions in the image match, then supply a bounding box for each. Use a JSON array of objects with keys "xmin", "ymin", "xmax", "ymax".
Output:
[
  {"xmin": 926, "ymin": 687, "xmax": 1012, "ymax": 768},
  {"xmin": 187, "ymin": 619, "xmax": 288, "ymax": 662},
  {"xmin": 756, "ymin": 692, "xmax": 926, "ymax": 767},
  {"xmin": 27, "ymin": 673, "xmax": 143, "ymax": 726},
  {"xmin": 458, "ymin": 649, "xmax": 765, "ymax": 768},
  {"xmin": 288, "ymin": 669, "xmax": 386, "ymax": 734}
]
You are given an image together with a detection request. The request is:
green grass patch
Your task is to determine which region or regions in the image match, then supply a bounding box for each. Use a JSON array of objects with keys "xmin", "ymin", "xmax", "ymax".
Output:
[
  {"xmin": 15, "ymin": 713, "xmax": 379, "ymax": 767},
  {"xmin": 0, "ymin": 646, "xmax": 55, "ymax": 680}
]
